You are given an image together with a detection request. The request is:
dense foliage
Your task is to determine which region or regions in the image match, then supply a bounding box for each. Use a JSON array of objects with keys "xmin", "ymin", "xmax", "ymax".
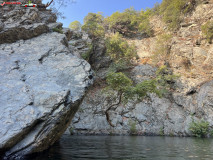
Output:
[
  {"xmin": 105, "ymin": 65, "xmax": 178, "ymax": 103},
  {"xmin": 201, "ymin": 20, "xmax": 213, "ymax": 43},
  {"xmin": 104, "ymin": 8, "xmax": 139, "ymax": 36},
  {"xmin": 81, "ymin": 12, "xmax": 105, "ymax": 38},
  {"xmin": 106, "ymin": 72, "xmax": 133, "ymax": 93},
  {"xmin": 70, "ymin": 0, "xmax": 198, "ymax": 36},
  {"xmin": 52, "ymin": 27, "xmax": 63, "ymax": 34},
  {"xmin": 155, "ymin": 65, "xmax": 179, "ymax": 89},
  {"xmin": 106, "ymin": 72, "xmax": 160, "ymax": 103},
  {"xmin": 159, "ymin": 0, "xmax": 196, "ymax": 30},
  {"xmin": 104, "ymin": 65, "xmax": 178, "ymax": 127},
  {"xmin": 189, "ymin": 119, "xmax": 210, "ymax": 138},
  {"xmin": 104, "ymin": 7, "xmax": 153, "ymax": 37},
  {"xmin": 128, "ymin": 120, "xmax": 137, "ymax": 134},
  {"xmin": 105, "ymin": 32, "xmax": 137, "ymax": 64},
  {"xmin": 69, "ymin": 21, "xmax": 82, "ymax": 31}
]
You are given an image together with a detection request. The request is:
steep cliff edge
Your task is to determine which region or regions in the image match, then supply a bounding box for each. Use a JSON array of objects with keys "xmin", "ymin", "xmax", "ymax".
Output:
[
  {"xmin": 68, "ymin": 1, "xmax": 213, "ymax": 136},
  {"xmin": 0, "ymin": 3, "xmax": 93, "ymax": 159}
]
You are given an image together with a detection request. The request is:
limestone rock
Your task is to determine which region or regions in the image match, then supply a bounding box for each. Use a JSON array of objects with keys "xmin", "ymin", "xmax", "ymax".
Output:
[
  {"xmin": 69, "ymin": 63, "xmax": 213, "ymax": 137},
  {"xmin": 0, "ymin": 32, "xmax": 93, "ymax": 159},
  {"xmin": 0, "ymin": 8, "xmax": 57, "ymax": 44},
  {"xmin": 48, "ymin": 22, "xmax": 63, "ymax": 30}
]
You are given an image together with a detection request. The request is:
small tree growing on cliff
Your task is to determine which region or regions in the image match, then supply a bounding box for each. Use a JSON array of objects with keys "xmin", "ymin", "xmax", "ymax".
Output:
[
  {"xmin": 104, "ymin": 72, "xmax": 162, "ymax": 127},
  {"xmin": 69, "ymin": 21, "xmax": 82, "ymax": 31},
  {"xmin": 104, "ymin": 65, "xmax": 179, "ymax": 127},
  {"xmin": 105, "ymin": 32, "xmax": 137, "ymax": 65},
  {"xmin": 81, "ymin": 12, "xmax": 105, "ymax": 39}
]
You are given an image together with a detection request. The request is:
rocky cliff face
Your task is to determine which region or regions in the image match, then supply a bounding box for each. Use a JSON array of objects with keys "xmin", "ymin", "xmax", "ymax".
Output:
[
  {"xmin": 68, "ymin": 1, "xmax": 213, "ymax": 136},
  {"xmin": 0, "ymin": 4, "xmax": 93, "ymax": 160}
]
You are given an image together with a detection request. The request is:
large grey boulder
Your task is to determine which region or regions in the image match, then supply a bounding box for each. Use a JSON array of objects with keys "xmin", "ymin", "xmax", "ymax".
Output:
[{"xmin": 0, "ymin": 32, "xmax": 93, "ymax": 159}]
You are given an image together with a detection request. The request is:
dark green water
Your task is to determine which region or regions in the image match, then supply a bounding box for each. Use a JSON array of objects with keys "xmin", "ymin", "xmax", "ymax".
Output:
[{"xmin": 31, "ymin": 135, "xmax": 213, "ymax": 160}]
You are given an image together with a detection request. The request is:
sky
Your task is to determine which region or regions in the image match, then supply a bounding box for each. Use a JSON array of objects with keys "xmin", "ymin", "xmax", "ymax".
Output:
[{"xmin": 43, "ymin": 0, "xmax": 162, "ymax": 28}]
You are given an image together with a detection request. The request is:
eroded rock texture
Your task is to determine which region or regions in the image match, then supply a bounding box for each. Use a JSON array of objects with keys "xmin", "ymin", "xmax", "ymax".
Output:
[
  {"xmin": 0, "ymin": 4, "xmax": 93, "ymax": 160},
  {"xmin": 69, "ymin": 64, "xmax": 213, "ymax": 137},
  {"xmin": 67, "ymin": 1, "xmax": 213, "ymax": 136}
]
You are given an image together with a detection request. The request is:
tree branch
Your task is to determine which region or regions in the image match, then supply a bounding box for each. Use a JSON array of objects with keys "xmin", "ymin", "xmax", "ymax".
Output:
[
  {"xmin": 105, "ymin": 92, "xmax": 122, "ymax": 127},
  {"xmin": 45, "ymin": 0, "xmax": 54, "ymax": 8}
]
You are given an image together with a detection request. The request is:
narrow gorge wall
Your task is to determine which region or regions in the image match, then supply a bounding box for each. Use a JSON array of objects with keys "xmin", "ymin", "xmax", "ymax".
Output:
[{"xmin": 68, "ymin": 1, "xmax": 213, "ymax": 137}]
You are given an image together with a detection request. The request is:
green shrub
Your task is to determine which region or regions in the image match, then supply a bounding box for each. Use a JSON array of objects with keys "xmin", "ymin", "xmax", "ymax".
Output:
[
  {"xmin": 105, "ymin": 72, "xmax": 135, "ymax": 104},
  {"xmin": 210, "ymin": 130, "xmax": 213, "ymax": 137},
  {"xmin": 128, "ymin": 120, "xmax": 137, "ymax": 135},
  {"xmin": 156, "ymin": 65, "xmax": 179, "ymax": 90},
  {"xmin": 106, "ymin": 72, "xmax": 133, "ymax": 93},
  {"xmin": 201, "ymin": 20, "xmax": 213, "ymax": 43},
  {"xmin": 69, "ymin": 127, "xmax": 75, "ymax": 135},
  {"xmin": 159, "ymin": 127, "xmax": 164, "ymax": 136},
  {"xmin": 105, "ymin": 7, "xmax": 153, "ymax": 37},
  {"xmin": 139, "ymin": 19, "xmax": 153, "ymax": 37},
  {"xmin": 108, "ymin": 60, "xmax": 131, "ymax": 73},
  {"xmin": 105, "ymin": 65, "xmax": 178, "ymax": 104},
  {"xmin": 135, "ymin": 80, "xmax": 162, "ymax": 99},
  {"xmin": 69, "ymin": 21, "xmax": 82, "ymax": 31},
  {"xmin": 104, "ymin": 65, "xmax": 179, "ymax": 127},
  {"xmin": 105, "ymin": 32, "xmax": 137, "ymax": 64},
  {"xmin": 189, "ymin": 119, "xmax": 209, "ymax": 138},
  {"xmin": 159, "ymin": 0, "xmax": 194, "ymax": 30},
  {"xmin": 105, "ymin": 71, "xmax": 164, "ymax": 103},
  {"xmin": 152, "ymin": 2, "xmax": 161, "ymax": 15},
  {"xmin": 52, "ymin": 27, "xmax": 63, "ymax": 34},
  {"xmin": 81, "ymin": 43, "xmax": 93, "ymax": 61},
  {"xmin": 104, "ymin": 7, "xmax": 139, "ymax": 36},
  {"xmin": 138, "ymin": 9, "xmax": 154, "ymax": 37},
  {"xmin": 82, "ymin": 12, "xmax": 105, "ymax": 38}
]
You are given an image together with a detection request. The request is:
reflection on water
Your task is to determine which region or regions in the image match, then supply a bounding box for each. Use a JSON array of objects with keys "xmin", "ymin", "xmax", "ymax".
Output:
[{"xmin": 30, "ymin": 135, "xmax": 213, "ymax": 160}]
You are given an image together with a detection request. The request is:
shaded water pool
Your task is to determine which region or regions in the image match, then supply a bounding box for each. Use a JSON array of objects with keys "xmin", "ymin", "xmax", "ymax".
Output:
[{"xmin": 31, "ymin": 135, "xmax": 213, "ymax": 160}]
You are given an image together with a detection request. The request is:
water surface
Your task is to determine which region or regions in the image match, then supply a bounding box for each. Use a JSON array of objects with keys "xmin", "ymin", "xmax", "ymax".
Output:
[{"xmin": 31, "ymin": 135, "xmax": 213, "ymax": 160}]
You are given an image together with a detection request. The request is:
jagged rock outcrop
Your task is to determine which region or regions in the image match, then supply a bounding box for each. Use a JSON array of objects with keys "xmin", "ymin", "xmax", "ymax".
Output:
[
  {"xmin": 0, "ymin": 3, "xmax": 93, "ymax": 160},
  {"xmin": 0, "ymin": 4, "xmax": 56, "ymax": 44}
]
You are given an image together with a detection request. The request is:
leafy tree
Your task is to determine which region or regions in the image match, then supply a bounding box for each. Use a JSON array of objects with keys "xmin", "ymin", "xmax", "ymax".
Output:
[
  {"xmin": 104, "ymin": 7, "xmax": 140, "ymax": 36},
  {"xmin": 137, "ymin": 8, "xmax": 154, "ymax": 37},
  {"xmin": 138, "ymin": 19, "xmax": 153, "ymax": 37},
  {"xmin": 69, "ymin": 20, "xmax": 82, "ymax": 31},
  {"xmin": 103, "ymin": 65, "xmax": 179, "ymax": 127},
  {"xmin": 105, "ymin": 32, "xmax": 137, "ymax": 64},
  {"xmin": 104, "ymin": 71, "xmax": 165, "ymax": 127},
  {"xmin": 104, "ymin": 72, "xmax": 133, "ymax": 126},
  {"xmin": 159, "ymin": 0, "xmax": 196, "ymax": 30},
  {"xmin": 104, "ymin": 7, "xmax": 154, "ymax": 37},
  {"xmin": 81, "ymin": 12, "xmax": 105, "ymax": 38},
  {"xmin": 106, "ymin": 72, "xmax": 133, "ymax": 94}
]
